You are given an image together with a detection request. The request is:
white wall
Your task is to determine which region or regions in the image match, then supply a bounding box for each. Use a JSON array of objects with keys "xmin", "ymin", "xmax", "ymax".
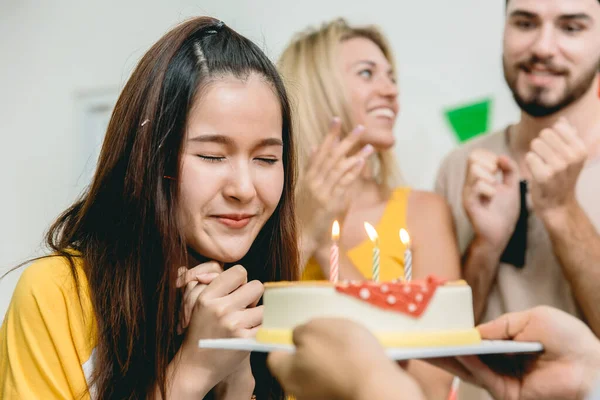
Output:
[{"xmin": 0, "ymin": 0, "xmax": 520, "ymax": 321}]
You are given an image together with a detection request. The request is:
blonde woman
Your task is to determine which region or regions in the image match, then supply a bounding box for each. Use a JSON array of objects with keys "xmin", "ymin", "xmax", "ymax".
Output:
[{"xmin": 278, "ymin": 18, "xmax": 461, "ymax": 399}]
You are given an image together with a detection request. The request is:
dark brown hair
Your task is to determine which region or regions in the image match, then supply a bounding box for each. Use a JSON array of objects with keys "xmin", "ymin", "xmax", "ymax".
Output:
[{"xmin": 39, "ymin": 16, "xmax": 297, "ymax": 399}]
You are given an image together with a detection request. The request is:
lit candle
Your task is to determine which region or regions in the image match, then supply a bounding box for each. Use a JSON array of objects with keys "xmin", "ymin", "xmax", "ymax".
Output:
[
  {"xmin": 399, "ymin": 228, "xmax": 412, "ymax": 281},
  {"xmin": 330, "ymin": 220, "xmax": 340, "ymax": 282},
  {"xmin": 364, "ymin": 222, "xmax": 380, "ymax": 282}
]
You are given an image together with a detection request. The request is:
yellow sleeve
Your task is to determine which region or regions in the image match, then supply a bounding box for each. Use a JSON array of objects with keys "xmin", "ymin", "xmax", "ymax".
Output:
[{"xmin": 0, "ymin": 257, "xmax": 96, "ymax": 399}]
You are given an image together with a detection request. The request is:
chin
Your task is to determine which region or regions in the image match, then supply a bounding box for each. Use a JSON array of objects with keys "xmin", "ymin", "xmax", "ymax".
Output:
[
  {"xmin": 368, "ymin": 135, "xmax": 396, "ymax": 150},
  {"xmin": 363, "ymin": 125, "xmax": 396, "ymax": 147},
  {"xmin": 190, "ymin": 240, "xmax": 252, "ymax": 264},
  {"xmin": 213, "ymin": 248, "xmax": 252, "ymax": 264}
]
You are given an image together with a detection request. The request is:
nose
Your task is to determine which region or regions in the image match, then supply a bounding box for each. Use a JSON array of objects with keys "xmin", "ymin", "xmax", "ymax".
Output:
[
  {"xmin": 377, "ymin": 75, "xmax": 398, "ymax": 99},
  {"xmin": 223, "ymin": 161, "xmax": 257, "ymax": 204},
  {"xmin": 530, "ymin": 24, "xmax": 557, "ymax": 60}
]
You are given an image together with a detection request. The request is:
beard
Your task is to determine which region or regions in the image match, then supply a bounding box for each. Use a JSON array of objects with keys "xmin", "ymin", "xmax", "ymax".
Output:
[{"xmin": 503, "ymin": 54, "xmax": 600, "ymax": 118}]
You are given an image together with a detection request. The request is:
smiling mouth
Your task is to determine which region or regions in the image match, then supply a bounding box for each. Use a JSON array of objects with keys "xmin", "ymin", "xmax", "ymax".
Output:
[
  {"xmin": 368, "ymin": 107, "xmax": 396, "ymax": 119},
  {"xmin": 212, "ymin": 214, "xmax": 255, "ymax": 229},
  {"xmin": 520, "ymin": 66, "xmax": 566, "ymax": 87}
]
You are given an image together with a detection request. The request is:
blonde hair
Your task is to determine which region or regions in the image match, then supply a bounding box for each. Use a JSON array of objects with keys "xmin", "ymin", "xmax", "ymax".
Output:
[{"xmin": 278, "ymin": 18, "xmax": 403, "ymax": 192}]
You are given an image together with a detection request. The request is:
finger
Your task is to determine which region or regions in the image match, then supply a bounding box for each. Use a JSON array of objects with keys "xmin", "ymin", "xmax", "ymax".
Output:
[
  {"xmin": 320, "ymin": 125, "xmax": 366, "ymax": 175},
  {"xmin": 553, "ymin": 119, "xmax": 588, "ymax": 162},
  {"xmin": 180, "ymin": 279, "xmax": 199, "ymax": 328},
  {"xmin": 182, "ymin": 282, "xmax": 209, "ymax": 330},
  {"xmin": 530, "ymin": 137, "xmax": 563, "ymax": 167},
  {"xmin": 176, "ymin": 267, "xmax": 189, "ymax": 289},
  {"xmin": 184, "ymin": 279, "xmax": 199, "ymax": 295},
  {"xmin": 291, "ymin": 321, "xmax": 310, "ymax": 347},
  {"xmin": 468, "ymin": 150, "xmax": 499, "ymax": 172},
  {"xmin": 538, "ymin": 128, "xmax": 570, "ymax": 158},
  {"xmin": 324, "ymin": 151, "xmax": 371, "ymax": 195},
  {"xmin": 525, "ymin": 152, "xmax": 551, "ymax": 183},
  {"xmin": 176, "ymin": 261, "xmax": 223, "ymax": 288},
  {"xmin": 223, "ymin": 280, "xmax": 264, "ymax": 310},
  {"xmin": 181, "ymin": 279, "xmax": 200, "ymax": 328},
  {"xmin": 267, "ymin": 351, "xmax": 295, "ymax": 387},
  {"xmin": 309, "ymin": 117, "xmax": 342, "ymax": 175},
  {"xmin": 330, "ymin": 158, "xmax": 366, "ymax": 200},
  {"xmin": 239, "ymin": 305, "xmax": 264, "ymax": 329},
  {"xmin": 194, "ymin": 272, "xmax": 221, "ymax": 285},
  {"xmin": 470, "ymin": 163, "xmax": 497, "ymax": 185},
  {"xmin": 497, "ymin": 156, "xmax": 519, "ymax": 187},
  {"xmin": 466, "ymin": 158, "xmax": 498, "ymax": 188},
  {"xmin": 238, "ymin": 325, "xmax": 260, "ymax": 338},
  {"xmin": 553, "ymin": 118, "xmax": 580, "ymax": 147},
  {"xmin": 473, "ymin": 180, "xmax": 497, "ymax": 198},
  {"xmin": 476, "ymin": 310, "xmax": 533, "ymax": 341},
  {"xmin": 337, "ymin": 157, "xmax": 366, "ymax": 187},
  {"xmin": 200, "ymin": 264, "xmax": 249, "ymax": 300},
  {"xmin": 223, "ymin": 306, "xmax": 264, "ymax": 333}
]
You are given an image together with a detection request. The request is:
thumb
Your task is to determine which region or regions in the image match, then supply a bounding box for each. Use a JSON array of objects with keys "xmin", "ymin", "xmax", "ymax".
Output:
[
  {"xmin": 477, "ymin": 310, "xmax": 531, "ymax": 341},
  {"xmin": 267, "ymin": 351, "xmax": 295, "ymax": 384},
  {"xmin": 497, "ymin": 155, "xmax": 519, "ymax": 187},
  {"xmin": 195, "ymin": 272, "xmax": 220, "ymax": 284}
]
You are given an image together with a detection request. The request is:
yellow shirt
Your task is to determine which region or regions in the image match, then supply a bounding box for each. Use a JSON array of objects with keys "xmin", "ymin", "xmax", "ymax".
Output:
[
  {"xmin": 0, "ymin": 256, "xmax": 97, "ymax": 399},
  {"xmin": 1, "ymin": 257, "xmax": 287, "ymax": 399},
  {"xmin": 302, "ymin": 187, "xmax": 411, "ymax": 282}
]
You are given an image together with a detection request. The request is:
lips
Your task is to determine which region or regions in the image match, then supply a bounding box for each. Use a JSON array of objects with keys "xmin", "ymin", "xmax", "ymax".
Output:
[
  {"xmin": 212, "ymin": 213, "xmax": 255, "ymax": 229},
  {"xmin": 520, "ymin": 61, "xmax": 566, "ymax": 75},
  {"xmin": 521, "ymin": 66, "xmax": 564, "ymax": 86}
]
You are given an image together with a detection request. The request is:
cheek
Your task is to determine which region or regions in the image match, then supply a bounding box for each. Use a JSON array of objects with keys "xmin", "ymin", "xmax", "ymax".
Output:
[
  {"xmin": 348, "ymin": 88, "xmax": 368, "ymax": 122},
  {"xmin": 562, "ymin": 42, "xmax": 596, "ymax": 69},
  {"xmin": 256, "ymin": 165, "xmax": 284, "ymax": 211},
  {"xmin": 178, "ymin": 161, "xmax": 222, "ymax": 217},
  {"xmin": 504, "ymin": 33, "xmax": 532, "ymax": 61}
]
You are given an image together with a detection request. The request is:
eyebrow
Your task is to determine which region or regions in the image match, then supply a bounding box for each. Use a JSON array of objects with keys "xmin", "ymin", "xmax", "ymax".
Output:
[
  {"xmin": 188, "ymin": 134, "xmax": 283, "ymax": 148},
  {"xmin": 558, "ymin": 13, "xmax": 592, "ymax": 22},
  {"xmin": 510, "ymin": 9, "xmax": 592, "ymax": 22},
  {"xmin": 352, "ymin": 60, "xmax": 376, "ymax": 68},
  {"xmin": 509, "ymin": 10, "xmax": 537, "ymax": 18}
]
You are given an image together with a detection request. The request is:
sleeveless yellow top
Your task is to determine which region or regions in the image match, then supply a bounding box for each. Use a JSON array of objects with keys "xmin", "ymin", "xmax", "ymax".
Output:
[{"xmin": 302, "ymin": 187, "xmax": 411, "ymax": 282}]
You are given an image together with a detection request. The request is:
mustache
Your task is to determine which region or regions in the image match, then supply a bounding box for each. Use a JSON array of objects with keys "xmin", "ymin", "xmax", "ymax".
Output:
[{"xmin": 518, "ymin": 56, "xmax": 568, "ymax": 75}]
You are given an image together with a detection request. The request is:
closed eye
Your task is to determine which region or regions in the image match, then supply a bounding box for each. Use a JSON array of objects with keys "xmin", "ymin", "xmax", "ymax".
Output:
[
  {"xmin": 514, "ymin": 19, "xmax": 537, "ymax": 30},
  {"xmin": 255, "ymin": 157, "xmax": 279, "ymax": 165},
  {"xmin": 561, "ymin": 22, "xmax": 585, "ymax": 34},
  {"xmin": 197, "ymin": 155, "xmax": 225, "ymax": 163}
]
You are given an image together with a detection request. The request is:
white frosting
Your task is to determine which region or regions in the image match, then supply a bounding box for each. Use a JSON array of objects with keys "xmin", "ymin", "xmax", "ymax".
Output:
[{"xmin": 262, "ymin": 285, "xmax": 475, "ymax": 333}]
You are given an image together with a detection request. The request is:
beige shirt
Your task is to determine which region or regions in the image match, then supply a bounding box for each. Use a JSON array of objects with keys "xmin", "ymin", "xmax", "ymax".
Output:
[{"xmin": 435, "ymin": 127, "xmax": 600, "ymax": 399}]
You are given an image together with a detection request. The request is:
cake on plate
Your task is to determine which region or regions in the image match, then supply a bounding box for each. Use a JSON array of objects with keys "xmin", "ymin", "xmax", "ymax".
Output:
[{"xmin": 256, "ymin": 275, "xmax": 481, "ymax": 347}]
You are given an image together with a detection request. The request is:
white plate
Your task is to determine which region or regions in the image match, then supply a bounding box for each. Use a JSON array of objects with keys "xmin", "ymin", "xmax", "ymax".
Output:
[{"xmin": 198, "ymin": 338, "xmax": 543, "ymax": 361}]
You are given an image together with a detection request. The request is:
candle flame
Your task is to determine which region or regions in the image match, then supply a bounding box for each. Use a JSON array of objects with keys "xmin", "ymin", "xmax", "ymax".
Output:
[
  {"xmin": 364, "ymin": 222, "xmax": 379, "ymax": 243},
  {"xmin": 332, "ymin": 220, "xmax": 340, "ymax": 241},
  {"xmin": 399, "ymin": 228, "xmax": 411, "ymax": 246}
]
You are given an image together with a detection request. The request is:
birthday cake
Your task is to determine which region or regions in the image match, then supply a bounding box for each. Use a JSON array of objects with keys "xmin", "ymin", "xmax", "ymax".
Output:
[{"xmin": 256, "ymin": 275, "xmax": 481, "ymax": 347}]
